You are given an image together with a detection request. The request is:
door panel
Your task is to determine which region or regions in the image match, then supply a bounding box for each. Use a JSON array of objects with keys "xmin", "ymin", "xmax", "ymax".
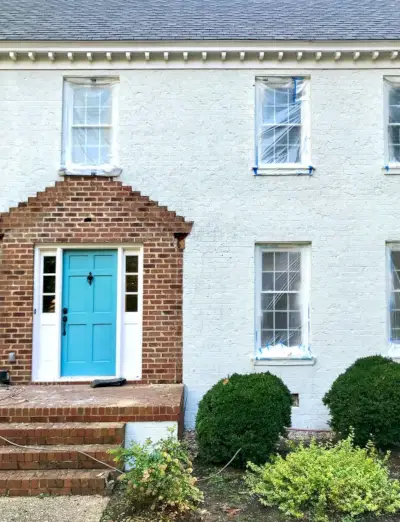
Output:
[{"xmin": 61, "ymin": 250, "xmax": 117, "ymax": 377}]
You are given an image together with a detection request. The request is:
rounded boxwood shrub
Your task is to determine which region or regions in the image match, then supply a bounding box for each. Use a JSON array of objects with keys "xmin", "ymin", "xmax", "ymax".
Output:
[
  {"xmin": 323, "ymin": 355, "xmax": 400, "ymax": 448},
  {"xmin": 195, "ymin": 372, "xmax": 292, "ymax": 467}
]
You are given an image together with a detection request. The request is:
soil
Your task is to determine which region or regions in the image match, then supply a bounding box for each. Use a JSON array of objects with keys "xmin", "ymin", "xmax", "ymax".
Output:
[{"xmin": 101, "ymin": 448, "xmax": 400, "ymax": 522}]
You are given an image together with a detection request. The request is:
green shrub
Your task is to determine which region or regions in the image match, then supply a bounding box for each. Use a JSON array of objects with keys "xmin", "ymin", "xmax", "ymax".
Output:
[
  {"xmin": 323, "ymin": 355, "xmax": 400, "ymax": 448},
  {"xmin": 196, "ymin": 372, "xmax": 292, "ymax": 467},
  {"xmin": 109, "ymin": 428, "xmax": 203, "ymax": 519},
  {"xmin": 246, "ymin": 433, "xmax": 400, "ymax": 522}
]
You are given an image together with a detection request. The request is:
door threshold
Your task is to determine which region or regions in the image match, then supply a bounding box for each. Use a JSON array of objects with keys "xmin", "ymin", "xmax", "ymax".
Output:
[{"xmin": 57, "ymin": 376, "xmax": 118, "ymax": 382}]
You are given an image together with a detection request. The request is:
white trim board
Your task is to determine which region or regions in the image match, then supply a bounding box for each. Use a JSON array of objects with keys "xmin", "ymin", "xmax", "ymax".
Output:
[
  {"xmin": 32, "ymin": 244, "xmax": 143, "ymax": 382},
  {"xmin": 1, "ymin": 40, "xmax": 400, "ymax": 69}
]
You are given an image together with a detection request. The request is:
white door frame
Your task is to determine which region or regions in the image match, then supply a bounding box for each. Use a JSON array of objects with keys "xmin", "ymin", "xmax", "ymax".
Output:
[{"xmin": 32, "ymin": 244, "xmax": 143, "ymax": 382}]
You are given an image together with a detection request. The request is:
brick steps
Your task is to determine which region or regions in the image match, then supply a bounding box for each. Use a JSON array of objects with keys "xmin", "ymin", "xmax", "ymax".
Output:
[
  {"xmin": 0, "ymin": 421, "xmax": 124, "ymax": 496},
  {"xmin": 0, "ymin": 422, "xmax": 125, "ymax": 446},
  {"xmin": 0, "ymin": 444, "xmax": 120, "ymax": 470},
  {"xmin": 0, "ymin": 469, "xmax": 112, "ymax": 496}
]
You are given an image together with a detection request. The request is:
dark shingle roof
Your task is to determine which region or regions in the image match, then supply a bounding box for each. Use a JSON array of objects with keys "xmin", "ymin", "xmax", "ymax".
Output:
[{"xmin": 0, "ymin": 0, "xmax": 399, "ymax": 41}]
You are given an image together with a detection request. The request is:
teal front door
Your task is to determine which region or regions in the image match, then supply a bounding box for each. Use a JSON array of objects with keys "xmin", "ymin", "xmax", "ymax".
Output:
[{"xmin": 61, "ymin": 250, "xmax": 117, "ymax": 377}]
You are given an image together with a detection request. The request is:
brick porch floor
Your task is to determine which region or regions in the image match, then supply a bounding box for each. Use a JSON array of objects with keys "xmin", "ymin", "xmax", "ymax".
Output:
[{"xmin": 0, "ymin": 384, "xmax": 184, "ymax": 424}]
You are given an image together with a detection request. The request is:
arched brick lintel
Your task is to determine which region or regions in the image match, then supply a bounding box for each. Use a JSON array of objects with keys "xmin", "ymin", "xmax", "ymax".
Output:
[{"xmin": 0, "ymin": 176, "xmax": 193, "ymax": 384}]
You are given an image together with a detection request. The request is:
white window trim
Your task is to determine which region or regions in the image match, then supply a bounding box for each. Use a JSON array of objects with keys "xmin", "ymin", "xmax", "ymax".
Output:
[
  {"xmin": 60, "ymin": 76, "xmax": 121, "ymax": 177},
  {"xmin": 384, "ymin": 77, "xmax": 400, "ymax": 175},
  {"xmin": 386, "ymin": 243, "xmax": 400, "ymax": 357},
  {"xmin": 254, "ymin": 243, "xmax": 312, "ymax": 360},
  {"xmin": 32, "ymin": 244, "xmax": 143, "ymax": 382},
  {"xmin": 254, "ymin": 76, "xmax": 312, "ymax": 176}
]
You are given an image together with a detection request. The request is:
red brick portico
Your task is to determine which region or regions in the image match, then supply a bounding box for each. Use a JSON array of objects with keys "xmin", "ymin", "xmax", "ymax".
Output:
[{"xmin": 0, "ymin": 176, "xmax": 192, "ymax": 384}]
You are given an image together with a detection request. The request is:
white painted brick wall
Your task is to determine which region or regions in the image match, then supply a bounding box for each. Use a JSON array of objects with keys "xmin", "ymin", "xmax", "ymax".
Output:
[{"xmin": 0, "ymin": 68, "xmax": 395, "ymax": 429}]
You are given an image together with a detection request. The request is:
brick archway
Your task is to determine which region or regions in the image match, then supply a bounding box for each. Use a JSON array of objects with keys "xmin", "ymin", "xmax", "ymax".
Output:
[{"xmin": 0, "ymin": 176, "xmax": 192, "ymax": 384}]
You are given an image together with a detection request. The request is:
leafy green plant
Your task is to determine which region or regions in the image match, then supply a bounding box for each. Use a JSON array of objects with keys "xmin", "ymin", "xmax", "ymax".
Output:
[
  {"xmin": 323, "ymin": 355, "xmax": 400, "ymax": 448},
  {"xmin": 196, "ymin": 372, "xmax": 292, "ymax": 468},
  {"xmin": 246, "ymin": 432, "xmax": 400, "ymax": 522},
  {"xmin": 109, "ymin": 428, "xmax": 203, "ymax": 519}
]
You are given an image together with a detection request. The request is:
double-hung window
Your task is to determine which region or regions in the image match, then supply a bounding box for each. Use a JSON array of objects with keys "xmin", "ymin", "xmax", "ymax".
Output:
[
  {"xmin": 388, "ymin": 245, "xmax": 400, "ymax": 353},
  {"xmin": 255, "ymin": 245, "xmax": 311, "ymax": 359},
  {"xmin": 61, "ymin": 77, "xmax": 119, "ymax": 175},
  {"xmin": 386, "ymin": 79, "xmax": 400, "ymax": 165},
  {"xmin": 255, "ymin": 77, "xmax": 310, "ymax": 168}
]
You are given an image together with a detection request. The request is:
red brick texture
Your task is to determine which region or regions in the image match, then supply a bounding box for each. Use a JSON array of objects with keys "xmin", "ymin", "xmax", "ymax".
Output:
[
  {"xmin": 0, "ymin": 176, "xmax": 192, "ymax": 384},
  {"xmin": 0, "ymin": 469, "xmax": 112, "ymax": 496}
]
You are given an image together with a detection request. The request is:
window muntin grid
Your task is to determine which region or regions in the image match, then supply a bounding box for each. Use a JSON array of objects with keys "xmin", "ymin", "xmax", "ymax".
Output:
[
  {"xmin": 71, "ymin": 85, "xmax": 112, "ymax": 167},
  {"xmin": 42, "ymin": 255, "xmax": 56, "ymax": 314},
  {"xmin": 390, "ymin": 250, "xmax": 400, "ymax": 341},
  {"xmin": 388, "ymin": 85, "xmax": 400, "ymax": 163},
  {"xmin": 260, "ymin": 251, "xmax": 303, "ymax": 348},
  {"xmin": 125, "ymin": 255, "xmax": 139, "ymax": 312},
  {"xmin": 256, "ymin": 78, "xmax": 308, "ymax": 166}
]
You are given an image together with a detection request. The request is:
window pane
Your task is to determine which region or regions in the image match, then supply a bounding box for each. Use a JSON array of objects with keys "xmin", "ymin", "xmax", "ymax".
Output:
[
  {"xmin": 288, "ymin": 329, "xmax": 301, "ymax": 346},
  {"xmin": 275, "ymin": 252, "xmax": 288, "ymax": 271},
  {"xmin": 275, "ymin": 145, "xmax": 288, "ymax": 163},
  {"xmin": 126, "ymin": 256, "xmax": 139, "ymax": 273},
  {"xmin": 87, "ymin": 128, "xmax": 100, "ymax": 146},
  {"xmin": 392, "ymin": 251, "xmax": 400, "ymax": 270},
  {"xmin": 275, "ymin": 87, "xmax": 289, "ymax": 106},
  {"xmin": 393, "ymin": 271, "xmax": 400, "ymax": 290},
  {"xmin": 391, "ymin": 311, "xmax": 400, "ymax": 329},
  {"xmin": 72, "ymin": 146, "xmax": 86, "ymax": 165},
  {"xmin": 86, "ymin": 146, "xmax": 100, "ymax": 165},
  {"xmin": 288, "ymin": 146, "xmax": 300, "ymax": 163},
  {"xmin": 126, "ymin": 294, "xmax": 138, "ymax": 312},
  {"xmin": 261, "ymin": 330, "xmax": 274, "ymax": 346},
  {"xmin": 391, "ymin": 328, "xmax": 400, "ymax": 341},
  {"xmin": 43, "ymin": 276, "xmax": 55, "ymax": 293},
  {"xmin": 289, "ymin": 252, "xmax": 301, "ymax": 270},
  {"xmin": 261, "ymin": 293, "xmax": 274, "ymax": 310},
  {"xmin": 390, "ymin": 107, "xmax": 400, "ymax": 124},
  {"xmin": 262, "ymin": 252, "xmax": 274, "ymax": 271},
  {"xmin": 389, "ymin": 126, "xmax": 400, "ymax": 145},
  {"xmin": 72, "ymin": 127, "xmax": 85, "ymax": 147},
  {"xmin": 275, "ymin": 293, "xmax": 288, "ymax": 311},
  {"xmin": 289, "ymin": 293, "xmax": 301, "ymax": 311},
  {"xmin": 389, "ymin": 144, "xmax": 400, "ymax": 163},
  {"xmin": 393, "ymin": 292, "xmax": 400, "ymax": 309},
  {"xmin": 126, "ymin": 275, "xmax": 138, "ymax": 293},
  {"xmin": 390, "ymin": 87, "xmax": 400, "ymax": 106},
  {"xmin": 275, "ymin": 272, "xmax": 288, "ymax": 291},
  {"xmin": 262, "ymin": 273, "xmax": 274, "ymax": 291},
  {"xmin": 289, "ymin": 311, "xmax": 301, "ymax": 328},
  {"xmin": 275, "ymin": 105, "xmax": 289, "ymax": 125},
  {"xmin": 275, "ymin": 312, "xmax": 287, "ymax": 329},
  {"xmin": 289, "ymin": 103, "xmax": 301, "ymax": 124},
  {"xmin": 85, "ymin": 88, "xmax": 102, "ymax": 107},
  {"xmin": 100, "ymin": 105, "xmax": 112, "ymax": 125},
  {"xmin": 289, "ymin": 272, "xmax": 301, "ymax": 291},
  {"xmin": 42, "ymin": 295, "xmax": 56, "ymax": 313},
  {"xmin": 275, "ymin": 330, "xmax": 288, "ymax": 345},
  {"xmin": 262, "ymin": 312, "xmax": 274, "ymax": 329},
  {"xmin": 43, "ymin": 256, "xmax": 56, "ymax": 274},
  {"xmin": 73, "ymin": 87, "xmax": 87, "ymax": 107}
]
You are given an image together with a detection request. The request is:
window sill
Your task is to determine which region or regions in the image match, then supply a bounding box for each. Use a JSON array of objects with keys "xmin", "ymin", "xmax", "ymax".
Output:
[
  {"xmin": 253, "ymin": 165, "xmax": 315, "ymax": 176},
  {"xmin": 59, "ymin": 166, "xmax": 122, "ymax": 177},
  {"xmin": 252, "ymin": 357, "xmax": 316, "ymax": 367},
  {"xmin": 382, "ymin": 165, "xmax": 400, "ymax": 175}
]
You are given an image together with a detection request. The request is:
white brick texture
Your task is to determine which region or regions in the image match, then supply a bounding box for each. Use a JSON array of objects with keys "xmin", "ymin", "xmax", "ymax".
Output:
[{"xmin": 0, "ymin": 68, "xmax": 395, "ymax": 429}]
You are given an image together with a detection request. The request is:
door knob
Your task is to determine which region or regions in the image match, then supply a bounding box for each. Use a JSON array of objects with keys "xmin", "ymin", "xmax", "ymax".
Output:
[
  {"xmin": 87, "ymin": 272, "xmax": 94, "ymax": 286},
  {"xmin": 62, "ymin": 314, "xmax": 68, "ymax": 336}
]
